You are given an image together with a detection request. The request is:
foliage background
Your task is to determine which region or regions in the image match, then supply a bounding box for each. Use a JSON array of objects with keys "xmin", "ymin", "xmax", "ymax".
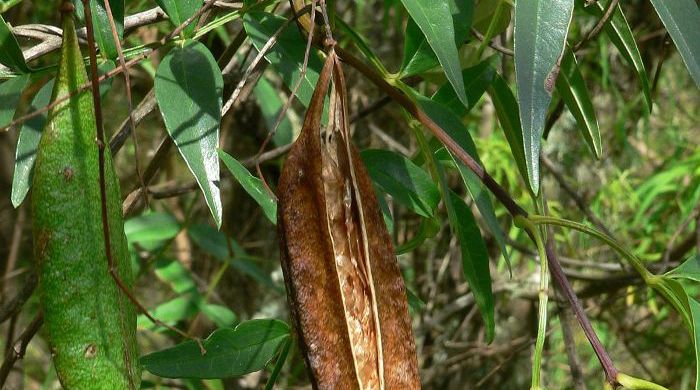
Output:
[{"xmin": 0, "ymin": 0, "xmax": 698, "ymax": 388}]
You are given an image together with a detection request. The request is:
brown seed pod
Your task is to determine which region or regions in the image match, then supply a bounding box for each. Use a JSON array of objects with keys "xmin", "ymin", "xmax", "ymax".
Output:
[{"xmin": 277, "ymin": 50, "xmax": 421, "ymax": 389}]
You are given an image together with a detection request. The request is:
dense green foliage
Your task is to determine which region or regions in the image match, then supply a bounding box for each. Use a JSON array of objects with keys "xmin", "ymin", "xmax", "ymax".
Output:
[{"xmin": 0, "ymin": 0, "xmax": 698, "ymax": 389}]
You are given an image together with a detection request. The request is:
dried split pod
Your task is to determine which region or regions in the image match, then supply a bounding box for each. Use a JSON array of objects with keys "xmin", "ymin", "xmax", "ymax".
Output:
[
  {"xmin": 277, "ymin": 50, "xmax": 420, "ymax": 389},
  {"xmin": 30, "ymin": 10, "xmax": 139, "ymax": 389}
]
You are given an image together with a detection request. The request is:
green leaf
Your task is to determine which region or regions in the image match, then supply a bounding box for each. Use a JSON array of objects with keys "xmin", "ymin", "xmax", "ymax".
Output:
[
  {"xmin": 243, "ymin": 12, "xmax": 323, "ymax": 107},
  {"xmin": 666, "ymin": 254, "xmax": 700, "ymax": 283},
  {"xmin": 188, "ymin": 223, "xmax": 238, "ymax": 260},
  {"xmin": 585, "ymin": 0, "xmax": 651, "ymax": 111},
  {"xmin": 156, "ymin": 40, "xmax": 223, "ymax": 228},
  {"xmin": 417, "ymin": 96, "xmax": 510, "ymax": 268},
  {"xmin": 473, "ymin": 0, "xmax": 511, "ymax": 59},
  {"xmin": 140, "ymin": 319, "xmax": 291, "ymax": 379},
  {"xmin": 11, "ymin": 79, "xmax": 53, "ymax": 208},
  {"xmin": 335, "ymin": 16, "xmax": 386, "ymax": 74},
  {"xmin": 218, "ymin": 149, "xmax": 277, "ymax": 224},
  {"xmin": 487, "ymin": 75, "xmax": 529, "ymax": 186},
  {"xmin": 155, "ymin": 0, "xmax": 203, "ymax": 38},
  {"xmin": 155, "ymin": 258, "xmax": 197, "ymax": 294},
  {"xmin": 263, "ymin": 338, "xmax": 291, "ymax": 390},
  {"xmin": 400, "ymin": 0, "xmax": 470, "ymax": 106},
  {"xmin": 188, "ymin": 224, "xmax": 281, "ymax": 292},
  {"xmin": 400, "ymin": 17, "xmax": 441, "ymax": 77},
  {"xmin": 648, "ymin": 0, "xmax": 700, "ymax": 88},
  {"xmin": 688, "ymin": 297, "xmax": 700, "ymax": 390},
  {"xmin": 395, "ymin": 216, "xmax": 440, "ymax": 255},
  {"xmin": 138, "ymin": 294, "xmax": 199, "ymax": 330},
  {"xmin": 432, "ymin": 56, "xmax": 498, "ymax": 117},
  {"xmin": 11, "ymin": 62, "xmax": 113, "ymax": 208},
  {"xmin": 0, "ymin": 74, "xmax": 28, "ymax": 128},
  {"xmin": 200, "ymin": 304, "xmax": 238, "ymax": 328},
  {"xmin": 449, "ymin": 190, "xmax": 494, "ymax": 341},
  {"xmin": 514, "ymin": 0, "xmax": 574, "ymax": 194},
  {"xmin": 87, "ymin": 0, "xmax": 124, "ymax": 60},
  {"xmin": 649, "ymin": 276, "xmax": 692, "ymax": 332},
  {"xmin": 124, "ymin": 212, "xmax": 181, "ymax": 247},
  {"xmin": 413, "ymin": 104, "xmax": 495, "ymax": 341},
  {"xmin": 0, "ymin": 15, "xmax": 30, "ymax": 73},
  {"xmin": 406, "ymin": 287, "xmax": 426, "ymax": 313},
  {"xmin": 253, "ymin": 77, "xmax": 294, "ymax": 147},
  {"xmin": 360, "ymin": 149, "xmax": 440, "ymax": 218},
  {"xmin": 555, "ymin": 50, "xmax": 601, "ymax": 158}
]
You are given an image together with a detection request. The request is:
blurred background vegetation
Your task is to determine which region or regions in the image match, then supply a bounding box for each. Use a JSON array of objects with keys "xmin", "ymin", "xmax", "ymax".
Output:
[{"xmin": 0, "ymin": 0, "xmax": 698, "ymax": 388}]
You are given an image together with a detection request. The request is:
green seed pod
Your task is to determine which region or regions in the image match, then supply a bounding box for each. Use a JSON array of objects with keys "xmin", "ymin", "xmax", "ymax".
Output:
[{"xmin": 30, "ymin": 11, "xmax": 139, "ymax": 390}]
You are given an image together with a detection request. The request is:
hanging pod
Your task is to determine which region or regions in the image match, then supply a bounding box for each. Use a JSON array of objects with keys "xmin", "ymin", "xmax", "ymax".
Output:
[
  {"xmin": 30, "ymin": 8, "xmax": 139, "ymax": 389},
  {"xmin": 277, "ymin": 50, "xmax": 421, "ymax": 389}
]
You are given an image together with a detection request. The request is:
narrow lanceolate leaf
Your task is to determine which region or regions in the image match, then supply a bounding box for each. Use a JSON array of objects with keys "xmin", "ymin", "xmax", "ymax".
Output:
[
  {"xmin": 585, "ymin": 1, "xmax": 651, "ymax": 110},
  {"xmin": 400, "ymin": 0, "xmax": 469, "ymax": 106},
  {"xmin": 243, "ymin": 12, "xmax": 323, "ymax": 107},
  {"xmin": 0, "ymin": 15, "xmax": 30, "ymax": 73},
  {"xmin": 487, "ymin": 75, "xmax": 529, "ymax": 186},
  {"xmin": 155, "ymin": 0, "xmax": 203, "ymax": 38},
  {"xmin": 514, "ymin": 0, "xmax": 574, "ymax": 194},
  {"xmin": 399, "ymin": 0, "xmax": 473, "ymax": 77},
  {"xmin": 416, "ymin": 97, "xmax": 498, "ymax": 340},
  {"xmin": 417, "ymin": 96, "xmax": 510, "ymax": 271},
  {"xmin": 278, "ymin": 52, "xmax": 420, "ymax": 388},
  {"xmin": 218, "ymin": 149, "xmax": 277, "ymax": 224},
  {"xmin": 87, "ymin": 0, "xmax": 124, "ymax": 60},
  {"xmin": 688, "ymin": 297, "xmax": 700, "ymax": 390},
  {"xmin": 156, "ymin": 40, "xmax": 223, "ymax": 227},
  {"xmin": 11, "ymin": 79, "xmax": 53, "ymax": 208},
  {"xmin": 448, "ymin": 190, "xmax": 494, "ymax": 340},
  {"xmin": 555, "ymin": 50, "xmax": 601, "ymax": 158},
  {"xmin": 361, "ymin": 149, "xmax": 440, "ymax": 218},
  {"xmin": 140, "ymin": 320, "xmax": 290, "ymax": 379},
  {"xmin": 400, "ymin": 17, "xmax": 441, "ymax": 77},
  {"xmin": 432, "ymin": 56, "xmax": 499, "ymax": 117},
  {"xmin": 648, "ymin": 0, "xmax": 700, "ymax": 88},
  {"xmin": 0, "ymin": 74, "xmax": 28, "ymax": 127}
]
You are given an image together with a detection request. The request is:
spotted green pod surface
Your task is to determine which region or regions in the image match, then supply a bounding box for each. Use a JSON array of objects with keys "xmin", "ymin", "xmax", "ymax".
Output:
[{"xmin": 30, "ymin": 12, "xmax": 139, "ymax": 389}]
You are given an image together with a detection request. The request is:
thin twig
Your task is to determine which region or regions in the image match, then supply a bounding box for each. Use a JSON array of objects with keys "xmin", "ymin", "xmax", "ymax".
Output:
[
  {"xmin": 471, "ymin": 28, "xmax": 513, "ymax": 56},
  {"xmin": 0, "ymin": 311, "xmax": 43, "ymax": 387},
  {"xmin": 109, "ymin": 89, "xmax": 157, "ymax": 154},
  {"xmin": 103, "ymin": 0, "xmax": 148, "ymax": 207},
  {"xmin": 253, "ymin": 1, "xmax": 317, "ymax": 197},
  {"xmin": 573, "ymin": 0, "xmax": 620, "ymax": 52},
  {"xmin": 1, "ymin": 206, "xmax": 25, "ymax": 300}
]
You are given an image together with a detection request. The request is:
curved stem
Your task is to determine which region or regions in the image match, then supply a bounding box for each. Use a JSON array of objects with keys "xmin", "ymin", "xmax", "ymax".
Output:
[{"xmin": 527, "ymin": 215, "xmax": 654, "ymax": 283}]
